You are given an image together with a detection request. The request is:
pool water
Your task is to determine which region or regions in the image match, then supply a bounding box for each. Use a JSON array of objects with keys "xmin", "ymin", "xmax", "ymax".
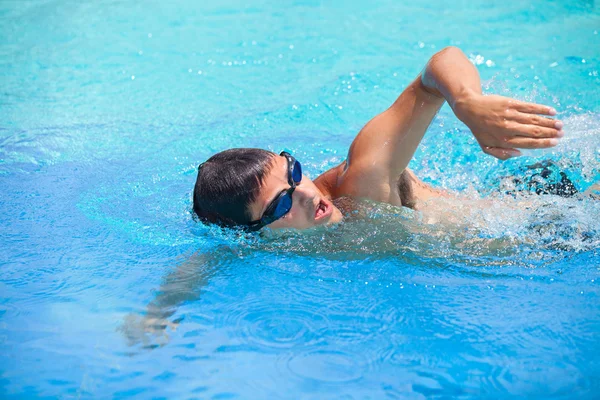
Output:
[{"xmin": 1, "ymin": 0, "xmax": 599, "ymax": 398}]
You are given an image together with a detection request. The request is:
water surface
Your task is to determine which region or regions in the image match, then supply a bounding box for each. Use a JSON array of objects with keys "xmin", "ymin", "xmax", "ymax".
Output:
[{"xmin": 1, "ymin": 0, "xmax": 599, "ymax": 398}]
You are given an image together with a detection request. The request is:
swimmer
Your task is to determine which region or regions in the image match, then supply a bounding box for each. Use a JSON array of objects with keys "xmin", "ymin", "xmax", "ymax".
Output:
[{"xmin": 193, "ymin": 47, "xmax": 564, "ymax": 231}]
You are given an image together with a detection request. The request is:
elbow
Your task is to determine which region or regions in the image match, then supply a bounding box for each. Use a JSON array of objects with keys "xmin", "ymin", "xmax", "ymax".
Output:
[
  {"xmin": 421, "ymin": 46, "xmax": 466, "ymax": 94},
  {"xmin": 432, "ymin": 46, "xmax": 465, "ymax": 61}
]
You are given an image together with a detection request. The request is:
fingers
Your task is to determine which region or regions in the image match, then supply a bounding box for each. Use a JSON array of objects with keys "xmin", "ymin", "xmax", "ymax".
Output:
[
  {"xmin": 504, "ymin": 137, "xmax": 559, "ymax": 149},
  {"xmin": 512, "ymin": 112, "xmax": 563, "ymax": 131},
  {"xmin": 512, "ymin": 100, "xmax": 557, "ymax": 116},
  {"xmin": 505, "ymin": 121, "xmax": 563, "ymax": 139},
  {"xmin": 483, "ymin": 146, "xmax": 522, "ymax": 160}
]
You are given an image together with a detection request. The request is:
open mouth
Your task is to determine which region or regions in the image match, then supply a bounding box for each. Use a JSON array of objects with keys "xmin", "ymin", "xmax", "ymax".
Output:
[{"xmin": 314, "ymin": 199, "xmax": 332, "ymax": 220}]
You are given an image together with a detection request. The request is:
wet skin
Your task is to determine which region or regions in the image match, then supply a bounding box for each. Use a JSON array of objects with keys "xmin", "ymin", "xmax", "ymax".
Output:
[{"xmin": 250, "ymin": 47, "xmax": 563, "ymax": 231}]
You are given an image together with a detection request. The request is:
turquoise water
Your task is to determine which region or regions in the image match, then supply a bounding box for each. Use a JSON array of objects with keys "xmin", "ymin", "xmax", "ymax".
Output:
[{"xmin": 1, "ymin": 0, "xmax": 599, "ymax": 398}]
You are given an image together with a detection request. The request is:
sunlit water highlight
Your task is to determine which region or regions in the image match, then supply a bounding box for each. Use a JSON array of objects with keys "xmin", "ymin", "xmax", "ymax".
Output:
[{"xmin": 1, "ymin": 0, "xmax": 599, "ymax": 398}]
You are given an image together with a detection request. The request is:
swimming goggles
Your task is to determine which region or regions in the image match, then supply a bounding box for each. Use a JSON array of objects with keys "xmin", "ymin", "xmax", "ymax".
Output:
[{"xmin": 247, "ymin": 151, "xmax": 302, "ymax": 231}]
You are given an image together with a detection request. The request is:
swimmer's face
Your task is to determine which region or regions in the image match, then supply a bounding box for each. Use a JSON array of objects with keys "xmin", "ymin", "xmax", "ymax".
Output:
[{"xmin": 248, "ymin": 154, "xmax": 343, "ymax": 230}]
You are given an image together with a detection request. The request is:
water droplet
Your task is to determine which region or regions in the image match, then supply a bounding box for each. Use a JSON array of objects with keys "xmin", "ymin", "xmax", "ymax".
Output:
[
  {"xmin": 148, "ymin": 33, "xmax": 152, "ymax": 38},
  {"xmin": 418, "ymin": 41, "xmax": 425, "ymax": 48},
  {"xmin": 289, "ymin": 44, "xmax": 294, "ymax": 49},
  {"xmin": 197, "ymin": 70, "xmax": 202, "ymax": 75},
  {"xmin": 138, "ymin": 50, "xmax": 143, "ymax": 55},
  {"xmin": 549, "ymin": 62, "xmax": 558, "ymax": 68},
  {"xmin": 131, "ymin": 75, "xmax": 135, "ymax": 80},
  {"xmin": 188, "ymin": 68, "xmax": 192, "ymax": 73}
]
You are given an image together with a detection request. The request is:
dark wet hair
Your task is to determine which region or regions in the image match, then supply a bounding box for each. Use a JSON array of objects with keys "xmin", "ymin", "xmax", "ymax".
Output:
[{"xmin": 193, "ymin": 148, "xmax": 276, "ymax": 228}]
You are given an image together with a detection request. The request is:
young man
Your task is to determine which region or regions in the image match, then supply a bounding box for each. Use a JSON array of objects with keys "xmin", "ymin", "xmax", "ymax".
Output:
[{"xmin": 193, "ymin": 47, "xmax": 563, "ymax": 231}]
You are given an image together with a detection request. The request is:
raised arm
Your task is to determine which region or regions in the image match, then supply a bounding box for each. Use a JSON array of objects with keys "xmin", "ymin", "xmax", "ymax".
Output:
[
  {"xmin": 332, "ymin": 46, "xmax": 562, "ymax": 204},
  {"xmin": 422, "ymin": 47, "xmax": 562, "ymax": 159}
]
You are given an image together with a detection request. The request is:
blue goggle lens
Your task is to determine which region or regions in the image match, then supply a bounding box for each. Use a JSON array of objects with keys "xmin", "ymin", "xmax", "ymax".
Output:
[
  {"xmin": 273, "ymin": 193, "xmax": 293, "ymax": 218},
  {"xmin": 292, "ymin": 160, "xmax": 302, "ymax": 183}
]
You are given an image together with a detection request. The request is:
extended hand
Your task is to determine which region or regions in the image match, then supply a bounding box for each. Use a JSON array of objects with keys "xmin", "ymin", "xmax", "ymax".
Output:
[
  {"xmin": 453, "ymin": 93, "xmax": 563, "ymax": 160},
  {"xmin": 120, "ymin": 313, "xmax": 180, "ymax": 348}
]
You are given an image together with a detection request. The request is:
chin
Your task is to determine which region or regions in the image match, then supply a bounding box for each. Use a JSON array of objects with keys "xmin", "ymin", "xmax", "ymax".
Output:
[{"xmin": 321, "ymin": 205, "xmax": 343, "ymax": 226}]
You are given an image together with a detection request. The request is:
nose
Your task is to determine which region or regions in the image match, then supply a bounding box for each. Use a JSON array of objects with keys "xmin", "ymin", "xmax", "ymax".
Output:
[{"xmin": 292, "ymin": 184, "xmax": 316, "ymax": 209}]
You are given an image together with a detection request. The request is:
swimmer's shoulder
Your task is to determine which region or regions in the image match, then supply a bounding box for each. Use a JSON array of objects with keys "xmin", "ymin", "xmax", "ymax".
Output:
[
  {"xmin": 316, "ymin": 161, "xmax": 451, "ymax": 211},
  {"xmin": 316, "ymin": 160, "xmax": 413, "ymax": 207},
  {"xmin": 314, "ymin": 160, "xmax": 347, "ymax": 200}
]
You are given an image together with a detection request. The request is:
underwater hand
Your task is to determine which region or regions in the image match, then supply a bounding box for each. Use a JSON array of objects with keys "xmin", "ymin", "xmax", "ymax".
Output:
[
  {"xmin": 119, "ymin": 313, "xmax": 180, "ymax": 349},
  {"xmin": 453, "ymin": 93, "xmax": 563, "ymax": 160}
]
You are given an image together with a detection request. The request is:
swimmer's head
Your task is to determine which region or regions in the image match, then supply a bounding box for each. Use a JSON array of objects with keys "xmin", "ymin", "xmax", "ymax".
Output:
[{"xmin": 193, "ymin": 148, "xmax": 342, "ymax": 230}]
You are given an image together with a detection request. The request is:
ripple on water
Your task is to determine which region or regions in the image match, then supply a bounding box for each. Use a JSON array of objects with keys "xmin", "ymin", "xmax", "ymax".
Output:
[
  {"xmin": 319, "ymin": 298, "xmax": 403, "ymax": 345},
  {"xmin": 217, "ymin": 295, "xmax": 330, "ymax": 352},
  {"xmin": 279, "ymin": 348, "xmax": 367, "ymax": 385}
]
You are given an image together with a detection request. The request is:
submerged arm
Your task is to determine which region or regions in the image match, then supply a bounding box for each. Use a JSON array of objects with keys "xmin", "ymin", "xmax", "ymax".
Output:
[
  {"xmin": 120, "ymin": 248, "xmax": 229, "ymax": 348},
  {"xmin": 333, "ymin": 46, "xmax": 562, "ymax": 204}
]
